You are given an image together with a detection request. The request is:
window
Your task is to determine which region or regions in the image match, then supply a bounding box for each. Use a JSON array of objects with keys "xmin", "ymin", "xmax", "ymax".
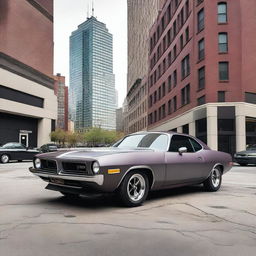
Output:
[
  {"xmin": 198, "ymin": 38, "xmax": 205, "ymax": 60},
  {"xmin": 163, "ymin": 36, "xmax": 166, "ymax": 51},
  {"xmin": 168, "ymin": 75, "xmax": 172, "ymax": 91},
  {"xmin": 198, "ymin": 66, "xmax": 205, "ymax": 89},
  {"xmin": 173, "ymin": 20, "xmax": 177, "ymax": 35},
  {"xmin": 185, "ymin": 27, "xmax": 189, "ymax": 42},
  {"xmin": 158, "ymin": 107, "xmax": 162, "ymax": 120},
  {"xmin": 173, "ymin": 96, "xmax": 177, "ymax": 111},
  {"xmin": 218, "ymin": 91, "xmax": 226, "ymax": 102},
  {"xmin": 162, "ymin": 82, "xmax": 166, "ymax": 97},
  {"xmin": 116, "ymin": 133, "xmax": 168, "ymax": 152},
  {"xmin": 219, "ymin": 33, "xmax": 228, "ymax": 53},
  {"xmin": 197, "ymin": 95, "xmax": 205, "ymax": 106},
  {"xmin": 185, "ymin": 0, "xmax": 189, "ymax": 18},
  {"xmin": 219, "ymin": 62, "xmax": 229, "ymax": 80},
  {"xmin": 218, "ymin": 2, "xmax": 227, "ymax": 23},
  {"xmin": 181, "ymin": 55, "xmax": 190, "ymax": 79},
  {"xmin": 163, "ymin": 58, "xmax": 166, "ymax": 73},
  {"xmin": 162, "ymin": 104, "xmax": 166, "ymax": 118},
  {"xmin": 245, "ymin": 92, "xmax": 256, "ymax": 104},
  {"xmin": 173, "ymin": 45, "xmax": 177, "ymax": 58},
  {"xmin": 168, "ymin": 99, "xmax": 172, "ymax": 114},
  {"xmin": 158, "ymin": 87, "xmax": 162, "ymax": 100},
  {"xmin": 181, "ymin": 84, "xmax": 190, "ymax": 106},
  {"xmin": 189, "ymin": 138, "xmax": 202, "ymax": 151},
  {"xmin": 173, "ymin": 70, "xmax": 177, "ymax": 87},
  {"xmin": 168, "ymin": 51, "xmax": 172, "ymax": 66},
  {"xmin": 198, "ymin": 9, "xmax": 204, "ymax": 32},
  {"xmin": 149, "ymin": 95, "xmax": 153, "ymax": 107},
  {"xmin": 182, "ymin": 124, "xmax": 189, "ymax": 134},
  {"xmin": 180, "ymin": 34, "xmax": 183, "ymax": 49},
  {"xmin": 154, "ymin": 91, "xmax": 157, "ymax": 103},
  {"xmin": 169, "ymin": 135, "xmax": 194, "ymax": 152}
]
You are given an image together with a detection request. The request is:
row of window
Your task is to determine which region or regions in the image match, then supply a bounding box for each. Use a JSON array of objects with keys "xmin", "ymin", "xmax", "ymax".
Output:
[
  {"xmin": 197, "ymin": 2, "xmax": 228, "ymax": 33},
  {"xmin": 197, "ymin": 91, "xmax": 226, "ymax": 106},
  {"xmin": 150, "ymin": 0, "xmax": 189, "ymax": 52},
  {"xmin": 148, "ymin": 84, "xmax": 190, "ymax": 125},
  {"xmin": 149, "ymin": 61, "xmax": 228, "ymax": 108}
]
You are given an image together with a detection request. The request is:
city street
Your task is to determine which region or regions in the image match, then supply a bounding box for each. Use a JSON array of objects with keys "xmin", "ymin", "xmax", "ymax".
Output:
[{"xmin": 0, "ymin": 162, "xmax": 256, "ymax": 256}]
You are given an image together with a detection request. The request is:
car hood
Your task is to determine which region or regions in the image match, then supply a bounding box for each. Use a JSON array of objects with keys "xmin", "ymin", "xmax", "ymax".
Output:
[
  {"xmin": 38, "ymin": 147, "xmax": 154, "ymax": 160},
  {"xmin": 236, "ymin": 150, "xmax": 256, "ymax": 155}
]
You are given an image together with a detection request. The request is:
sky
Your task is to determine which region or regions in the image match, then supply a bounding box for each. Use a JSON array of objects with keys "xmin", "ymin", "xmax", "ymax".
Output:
[{"xmin": 54, "ymin": 0, "xmax": 127, "ymax": 107}]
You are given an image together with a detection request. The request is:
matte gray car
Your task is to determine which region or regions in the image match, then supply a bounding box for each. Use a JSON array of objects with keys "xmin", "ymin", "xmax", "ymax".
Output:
[{"xmin": 29, "ymin": 132, "xmax": 233, "ymax": 207}]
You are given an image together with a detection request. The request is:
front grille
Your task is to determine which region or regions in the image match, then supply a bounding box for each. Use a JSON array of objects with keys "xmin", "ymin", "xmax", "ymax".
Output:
[
  {"xmin": 40, "ymin": 160, "xmax": 57, "ymax": 174},
  {"xmin": 61, "ymin": 162, "xmax": 89, "ymax": 176}
]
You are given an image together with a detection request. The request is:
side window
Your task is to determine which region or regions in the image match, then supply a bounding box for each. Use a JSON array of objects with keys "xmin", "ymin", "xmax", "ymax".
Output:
[
  {"xmin": 169, "ymin": 135, "xmax": 194, "ymax": 152},
  {"xmin": 189, "ymin": 138, "xmax": 202, "ymax": 152}
]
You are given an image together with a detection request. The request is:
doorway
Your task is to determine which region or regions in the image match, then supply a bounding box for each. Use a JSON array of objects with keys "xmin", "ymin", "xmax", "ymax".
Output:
[{"xmin": 19, "ymin": 133, "xmax": 28, "ymax": 147}]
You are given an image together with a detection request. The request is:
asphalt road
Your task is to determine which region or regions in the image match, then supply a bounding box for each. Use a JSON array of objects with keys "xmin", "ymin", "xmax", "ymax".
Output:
[{"xmin": 0, "ymin": 162, "xmax": 256, "ymax": 256}]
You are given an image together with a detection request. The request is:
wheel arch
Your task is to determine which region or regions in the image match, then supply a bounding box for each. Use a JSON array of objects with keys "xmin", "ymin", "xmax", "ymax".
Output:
[{"xmin": 117, "ymin": 166, "xmax": 155, "ymax": 190}]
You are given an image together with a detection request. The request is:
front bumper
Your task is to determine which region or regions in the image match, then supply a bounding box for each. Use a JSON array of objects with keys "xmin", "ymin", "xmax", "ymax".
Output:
[
  {"xmin": 29, "ymin": 167, "xmax": 104, "ymax": 186},
  {"xmin": 234, "ymin": 156, "xmax": 256, "ymax": 164}
]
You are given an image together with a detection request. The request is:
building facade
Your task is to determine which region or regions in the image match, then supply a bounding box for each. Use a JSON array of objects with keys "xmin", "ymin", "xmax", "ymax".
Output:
[
  {"xmin": 0, "ymin": 0, "xmax": 57, "ymax": 147},
  {"xmin": 116, "ymin": 107, "xmax": 124, "ymax": 132},
  {"xmin": 54, "ymin": 74, "xmax": 68, "ymax": 131},
  {"xmin": 148, "ymin": 0, "xmax": 256, "ymax": 155},
  {"xmin": 125, "ymin": 0, "xmax": 164, "ymax": 134},
  {"xmin": 69, "ymin": 16, "xmax": 116, "ymax": 131}
]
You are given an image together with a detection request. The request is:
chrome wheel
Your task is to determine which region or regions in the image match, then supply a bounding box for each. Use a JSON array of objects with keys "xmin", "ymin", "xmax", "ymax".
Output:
[
  {"xmin": 211, "ymin": 168, "xmax": 221, "ymax": 188},
  {"xmin": 127, "ymin": 173, "xmax": 146, "ymax": 202},
  {"xmin": 1, "ymin": 154, "xmax": 9, "ymax": 164}
]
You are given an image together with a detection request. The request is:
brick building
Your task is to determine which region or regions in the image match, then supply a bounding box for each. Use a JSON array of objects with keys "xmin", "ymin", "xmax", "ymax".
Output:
[{"xmin": 148, "ymin": 0, "xmax": 256, "ymax": 155}]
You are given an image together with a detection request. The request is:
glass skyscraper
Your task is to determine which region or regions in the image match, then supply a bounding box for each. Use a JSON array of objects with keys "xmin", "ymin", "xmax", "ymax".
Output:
[{"xmin": 69, "ymin": 16, "xmax": 116, "ymax": 131}]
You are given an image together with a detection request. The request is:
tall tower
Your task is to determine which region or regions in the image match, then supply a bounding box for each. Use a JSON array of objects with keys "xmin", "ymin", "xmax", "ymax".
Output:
[{"xmin": 69, "ymin": 16, "xmax": 116, "ymax": 131}]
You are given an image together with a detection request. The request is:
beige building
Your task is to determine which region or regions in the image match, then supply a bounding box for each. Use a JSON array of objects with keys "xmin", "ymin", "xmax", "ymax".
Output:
[
  {"xmin": 0, "ymin": 0, "xmax": 57, "ymax": 147},
  {"xmin": 126, "ymin": 0, "xmax": 164, "ymax": 133}
]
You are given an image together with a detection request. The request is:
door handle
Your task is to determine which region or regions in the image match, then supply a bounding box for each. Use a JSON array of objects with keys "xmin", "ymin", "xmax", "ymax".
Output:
[{"xmin": 198, "ymin": 157, "xmax": 203, "ymax": 161}]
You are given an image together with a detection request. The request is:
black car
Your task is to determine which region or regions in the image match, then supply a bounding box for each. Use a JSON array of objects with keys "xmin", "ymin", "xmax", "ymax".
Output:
[
  {"xmin": 0, "ymin": 142, "xmax": 39, "ymax": 163},
  {"xmin": 234, "ymin": 145, "xmax": 256, "ymax": 166},
  {"xmin": 39, "ymin": 143, "xmax": 58, "ymax": 153}
]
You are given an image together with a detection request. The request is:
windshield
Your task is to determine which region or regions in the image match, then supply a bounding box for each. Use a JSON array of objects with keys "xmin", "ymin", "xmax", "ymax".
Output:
[
  {"xmin": 115, "ymin": 133, "xmax": 169, "ymax": 151},
  {"xmin": 1, "ymin": 143, "xmax": 25, "ymax": 149}
]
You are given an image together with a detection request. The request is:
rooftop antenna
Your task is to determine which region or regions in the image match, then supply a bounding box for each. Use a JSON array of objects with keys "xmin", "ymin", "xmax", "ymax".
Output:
[
  {"xmin": 92, "ymin": 1, "xmax": 95, "ymax": 17},
  {"xmin": 87, "ymin": 3, "xmax": 89, "ymax": 18}
]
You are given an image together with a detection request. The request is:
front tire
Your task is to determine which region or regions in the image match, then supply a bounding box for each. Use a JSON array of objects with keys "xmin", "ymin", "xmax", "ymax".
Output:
[
  {"xmin": 118, "ymin": 171, "xmax": 149, "ymax": 207},
  {"xmin": 204, "ymin": 166, "xmax": 222, "ymax": 192},
  {"xmin": 1, "ymin": 154, "xmax": 10, "ymax": 164}
]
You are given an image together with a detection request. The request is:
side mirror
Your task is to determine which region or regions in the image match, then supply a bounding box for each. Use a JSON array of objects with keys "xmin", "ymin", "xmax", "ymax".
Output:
[{"xmin": 178, "ymin": 147, "xmax": 187, "ymax": 155}]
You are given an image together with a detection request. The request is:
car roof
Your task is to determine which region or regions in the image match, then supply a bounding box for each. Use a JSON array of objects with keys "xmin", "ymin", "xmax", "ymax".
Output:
[{"xmin": 129, "ymin": 131, "xmax": 210, "ymax": 149}]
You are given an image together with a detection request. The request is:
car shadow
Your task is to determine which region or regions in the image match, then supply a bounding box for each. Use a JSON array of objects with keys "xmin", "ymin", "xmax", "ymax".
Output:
[{"xmin": 37, "ymin": 185, "xmax": 206, "ymax": 210}]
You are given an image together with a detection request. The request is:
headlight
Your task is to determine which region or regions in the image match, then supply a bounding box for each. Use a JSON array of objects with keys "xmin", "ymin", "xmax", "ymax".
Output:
[
  {"xmin": 34, "ymin": 158, "xmax": 41, "ymax": 169},
  {"xmin": 92, "ymin": 161, "xmax": 100, "ymax": 174}
]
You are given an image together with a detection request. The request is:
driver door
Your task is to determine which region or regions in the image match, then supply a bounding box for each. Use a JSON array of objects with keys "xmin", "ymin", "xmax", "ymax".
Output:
[{"xmin": 164, "ymin": 135, "xmax": 205, "ymax": 186}]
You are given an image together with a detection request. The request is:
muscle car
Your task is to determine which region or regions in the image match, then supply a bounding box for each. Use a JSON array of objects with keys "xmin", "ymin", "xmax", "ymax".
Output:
[
  {"xmin": 29, "ymin": 132, "xmax": 233, "ymax": 207},
  {"xmin": 0, "ymin": 142, "xmax": 39, "ymax": 163}
]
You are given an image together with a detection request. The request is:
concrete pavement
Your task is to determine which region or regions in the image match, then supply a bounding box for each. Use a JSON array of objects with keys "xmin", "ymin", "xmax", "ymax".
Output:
[{"xmin": 0, "ymin": 162, "xmax": 256, "ymax": 256}]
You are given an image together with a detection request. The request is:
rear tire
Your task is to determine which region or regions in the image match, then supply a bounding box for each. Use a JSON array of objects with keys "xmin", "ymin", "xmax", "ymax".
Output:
[
  {"xmin": 118, "ymin": 171, "xmax": 149, "ymax": 207},
  {"xmin": 1, "ymin": 154, "xmax": 10, "ymax": 164},
  {"xmin": 204, "ymin": 166, "xmax": 222, "ymax": 192}
]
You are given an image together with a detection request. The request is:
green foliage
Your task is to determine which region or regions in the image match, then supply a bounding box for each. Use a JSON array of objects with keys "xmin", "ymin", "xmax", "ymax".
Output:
[{"xmin": 49, "ymin": 127, "xmax": 123, "ymax": 147}]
